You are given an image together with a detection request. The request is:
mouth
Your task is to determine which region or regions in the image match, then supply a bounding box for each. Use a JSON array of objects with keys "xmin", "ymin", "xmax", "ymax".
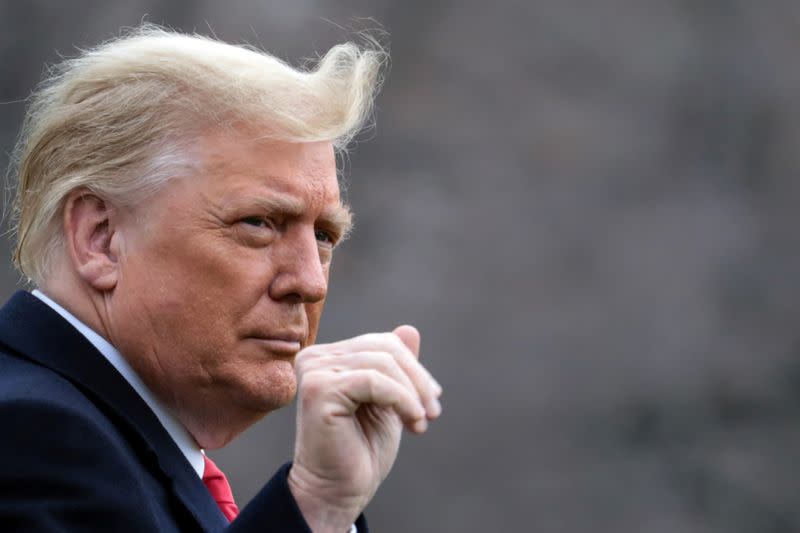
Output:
[{"xmin": 246, "ymin": 331, "xmax": 305, "ymax": 356}]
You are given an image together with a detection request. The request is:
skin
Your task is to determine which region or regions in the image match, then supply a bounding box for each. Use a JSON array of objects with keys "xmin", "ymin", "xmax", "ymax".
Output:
[{"xmin": 42, "ymin": 125, "xmax": 442, "ymax": 530}]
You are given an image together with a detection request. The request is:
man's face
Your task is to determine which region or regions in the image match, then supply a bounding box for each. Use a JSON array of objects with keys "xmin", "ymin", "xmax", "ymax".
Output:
[{"xmin": 106, "ymin": 128, "xmax": 349, "ymax": 441}]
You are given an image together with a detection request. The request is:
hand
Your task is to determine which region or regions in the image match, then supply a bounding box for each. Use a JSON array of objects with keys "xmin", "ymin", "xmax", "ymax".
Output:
[{"xmin": 287, "ymin": 325, "xmax": 442, "ymax": 532}]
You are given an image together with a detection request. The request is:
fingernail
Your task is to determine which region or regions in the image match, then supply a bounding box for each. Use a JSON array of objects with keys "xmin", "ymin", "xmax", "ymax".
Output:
[{"xmin": 414, "ymin": 417, "xmax": 428, "ymax": 433}]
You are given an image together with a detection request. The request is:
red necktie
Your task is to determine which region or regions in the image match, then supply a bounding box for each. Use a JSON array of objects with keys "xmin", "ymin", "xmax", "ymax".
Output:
[{"xmin": 202, "ymin": 455, "xmax": 240, "ymax": 522}]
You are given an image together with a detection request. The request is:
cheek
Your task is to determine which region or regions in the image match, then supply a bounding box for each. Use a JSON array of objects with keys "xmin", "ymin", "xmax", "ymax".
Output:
[
  {"xmin": 120, "ymin": 246, "xmax": 239, "ymax": 338},
  {"xmin": 304, "ymin": 300, "xmax": 326, "ymax": 345},
  {"xmin": 304, "ymin": 265, "xmax": 331, "ymax": 345}
]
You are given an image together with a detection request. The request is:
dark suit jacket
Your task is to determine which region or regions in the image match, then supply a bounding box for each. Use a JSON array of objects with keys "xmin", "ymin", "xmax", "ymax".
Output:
[{"xmin": 0, "ymin": 291, "xmax": 367, "ymax": 532}]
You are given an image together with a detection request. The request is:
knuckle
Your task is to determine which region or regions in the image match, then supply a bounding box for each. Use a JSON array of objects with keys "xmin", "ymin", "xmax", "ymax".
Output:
[
  {"xmin": 362, "ymin": 367, "xmax": 382, "ymax": 383},
  {"xmin": 385, "ymin": 332, "xmax": 405, "ymax": 350},
  {"xmin": 389, "ymin": 335, "xmax": 412, "ymax": 359},
  {"xmin": 357, "ymin": 368, "xmax": 382, "ymax": 391},
  {"xmin": 366, "ymin": 350, "xmax": 395, "ymax": 369},
  {"xmin": 365, "ymin": 368, "xmax": 388, "ymax": 397},
  {"xmin": 367, "ymin": 332, "xmax": 398, "ymax": 349},
  {"xmin": 360, "ymin": 332, "xmax": 384, "ymax": 346}
]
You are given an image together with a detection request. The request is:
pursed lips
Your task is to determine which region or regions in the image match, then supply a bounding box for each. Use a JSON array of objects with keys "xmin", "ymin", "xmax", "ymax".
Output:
[{"xmin": 246, "ymin": 330, "xmax": 306, "ymax": 356}]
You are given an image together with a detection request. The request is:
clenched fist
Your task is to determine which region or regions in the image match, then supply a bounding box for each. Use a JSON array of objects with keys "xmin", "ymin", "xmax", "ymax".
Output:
[{"xmin": 287, "ymin": 325, "xmax": 442, "ymax": 531}]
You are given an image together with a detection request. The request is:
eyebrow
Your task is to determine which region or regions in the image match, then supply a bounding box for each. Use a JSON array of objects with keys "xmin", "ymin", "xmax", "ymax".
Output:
[
  {"xmin": 322, "ymin": 203, "xmax": 354, "ymax": 241},
  {"xmin": 245, "ymin": 193, "xmax": 353, "ymax": 241}
]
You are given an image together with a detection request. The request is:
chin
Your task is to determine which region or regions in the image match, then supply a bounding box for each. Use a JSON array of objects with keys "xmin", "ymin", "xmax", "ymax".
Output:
[
  {"xmin": 181, "ymin": 359, "xmax": 299, "ymax": 450},
  {"xmin": 237, "ymin": 359, "xmax": 298, "ymax": 413}
]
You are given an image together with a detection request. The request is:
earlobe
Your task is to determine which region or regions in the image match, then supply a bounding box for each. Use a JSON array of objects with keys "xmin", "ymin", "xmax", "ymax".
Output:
[{"xmin": 63, "ymin": 189, "xmax": 120, "ymax": 292}]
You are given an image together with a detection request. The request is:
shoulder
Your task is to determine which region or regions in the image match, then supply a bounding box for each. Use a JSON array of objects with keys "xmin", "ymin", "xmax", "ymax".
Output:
[
  {"xmin": 0, "ymin": 347, "xmax": 115, "ymax": 433},
  {"xmin": 0, "ymin": 349, "xmax": 169, "ymax": 530},
  {"xmin": 0, "ymin": 345, "xmax": 146, "ymax": 476}
]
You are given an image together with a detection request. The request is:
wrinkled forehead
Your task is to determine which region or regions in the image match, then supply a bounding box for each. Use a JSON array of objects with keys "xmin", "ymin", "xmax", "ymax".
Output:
[
  {"xmin": 165, "ymin": 128, "xmax": 350, "ymax": 229},
  {"xmin": 194, "ymin": 127, "xmax": 339, "ymax": 187}
]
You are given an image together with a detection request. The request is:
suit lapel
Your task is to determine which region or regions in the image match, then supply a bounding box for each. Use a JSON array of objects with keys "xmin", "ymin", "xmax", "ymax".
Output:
[{"xmin": 0, "ymin": 291, "xmax": 228, "ymax": 532}]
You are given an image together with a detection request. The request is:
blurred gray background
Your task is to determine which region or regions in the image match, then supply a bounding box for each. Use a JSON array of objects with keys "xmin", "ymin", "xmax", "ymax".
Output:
[{"xmin": 2, "ymin": 1, "xmax": 800, "ymax": 532}]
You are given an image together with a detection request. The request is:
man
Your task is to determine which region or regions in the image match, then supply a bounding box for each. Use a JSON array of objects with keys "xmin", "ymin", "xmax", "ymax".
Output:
[{"xmin": 0, "ymin": 25, "xmax": 442, "ymax": 532}]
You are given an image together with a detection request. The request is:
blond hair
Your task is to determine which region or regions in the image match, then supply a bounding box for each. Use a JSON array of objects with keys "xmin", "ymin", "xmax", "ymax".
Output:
[{"xmin": 8, "ymin": 24, "xmax": 387, "ymax": 284}]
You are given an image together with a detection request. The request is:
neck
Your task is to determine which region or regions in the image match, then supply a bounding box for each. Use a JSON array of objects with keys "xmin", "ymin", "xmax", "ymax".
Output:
[{"xmin": 39, "ymin": 270, "xmax": 113, "ymax": 344}]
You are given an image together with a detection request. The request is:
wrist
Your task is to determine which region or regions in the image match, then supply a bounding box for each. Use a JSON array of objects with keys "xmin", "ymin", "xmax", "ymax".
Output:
[{"xmin": 287, "ymin": 463, "xmax": 364, "ymax": 533}]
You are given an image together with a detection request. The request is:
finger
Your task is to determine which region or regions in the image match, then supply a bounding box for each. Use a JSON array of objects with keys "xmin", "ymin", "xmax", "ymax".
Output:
[
  {"xmin": 296, "ymin": 351, "xmax": 418, "ymax": 401},
  {"xmin": 390, "ymin": 327, "xmax": 442, "ymax": 418},
  {"xmin": 392, "ymin": 325, "xmax": 420, "ymax": 358},
  {"xmin": 310, "ymin": 331, "xmax": 442, "ymax": 417},
  {"xmin": 300, "ymin": 349, "xmax": 441, "ymax": 421},
  {"xmin": 322, "ymin": 332, "xmax": 441, "ymax": 393},
  {"xmin": 330, "ymin": 368, "xmax": 429, "ymax": 433}
]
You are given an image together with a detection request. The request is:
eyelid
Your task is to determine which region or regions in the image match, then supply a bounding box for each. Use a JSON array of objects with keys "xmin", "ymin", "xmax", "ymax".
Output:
[
  {"xmin": 315, "ymin": 225, "xmax": 342, "ymax": 247},
  {"xmin": 240, "ymin": 215, "xmax": 275, "ymax": 227},
  {"xmin": 315, "ymin": 230, "xmax": 334, "ymax": 245}
]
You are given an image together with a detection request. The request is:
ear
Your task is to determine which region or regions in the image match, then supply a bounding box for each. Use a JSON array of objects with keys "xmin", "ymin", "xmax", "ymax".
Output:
[{"xmin": 62, "ymin": 189, "xmax": 121, "ymax": 292}]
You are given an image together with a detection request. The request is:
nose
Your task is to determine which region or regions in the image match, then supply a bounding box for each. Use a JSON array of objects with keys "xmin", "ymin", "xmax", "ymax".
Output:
[{"xmin": 268, "ymin": 226, "xmax": 328, "ymax": 304}]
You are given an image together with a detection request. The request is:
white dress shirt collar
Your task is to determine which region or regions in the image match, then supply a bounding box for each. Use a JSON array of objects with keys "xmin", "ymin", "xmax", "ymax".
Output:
[{"xmin": 32, "ymin": 289, "xmax": 205, "ymax": 478}]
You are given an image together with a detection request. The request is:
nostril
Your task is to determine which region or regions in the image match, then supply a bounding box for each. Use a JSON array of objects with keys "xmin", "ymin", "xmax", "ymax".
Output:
[
  {"xmin": 267, "ymin": 273, "xmax": 326, "ymax": 304},
  {"xmin": 283, "ymin": 293, "xmax": 303, "ymax": 305}
]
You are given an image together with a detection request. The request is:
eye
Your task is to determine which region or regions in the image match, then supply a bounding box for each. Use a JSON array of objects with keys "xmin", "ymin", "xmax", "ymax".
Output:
[
  {"xmin": 240, "ymin": 216, "xmax": 272, "ymax": 229},
  {"xmin": 233, "ymin": 215, "xmax": 279, "ymax": 247},
  {"xmin": 315, "ymin": 229, "xmax": 335, "ymax": 245}
]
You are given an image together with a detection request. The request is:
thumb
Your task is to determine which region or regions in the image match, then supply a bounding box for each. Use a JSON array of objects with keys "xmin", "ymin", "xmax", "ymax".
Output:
[{"xmin": 393, "ymin": 324, "xmax": 420, "ymax": 358}]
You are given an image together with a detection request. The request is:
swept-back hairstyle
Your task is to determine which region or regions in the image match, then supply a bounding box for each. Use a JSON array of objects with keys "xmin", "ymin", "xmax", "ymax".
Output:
[{"xmin": 8, "ymin": 24, "xmax": 387, "ymax": 284}]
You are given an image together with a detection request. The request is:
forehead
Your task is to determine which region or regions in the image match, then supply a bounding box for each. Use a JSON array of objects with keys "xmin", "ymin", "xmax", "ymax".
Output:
[
  {"xmin": 200, "ymin": 130, "xmax": 336, "ymax": 186},
  {"xmin": 189, "ymin": 129, "xmax": 342, "ymax": 211}
]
